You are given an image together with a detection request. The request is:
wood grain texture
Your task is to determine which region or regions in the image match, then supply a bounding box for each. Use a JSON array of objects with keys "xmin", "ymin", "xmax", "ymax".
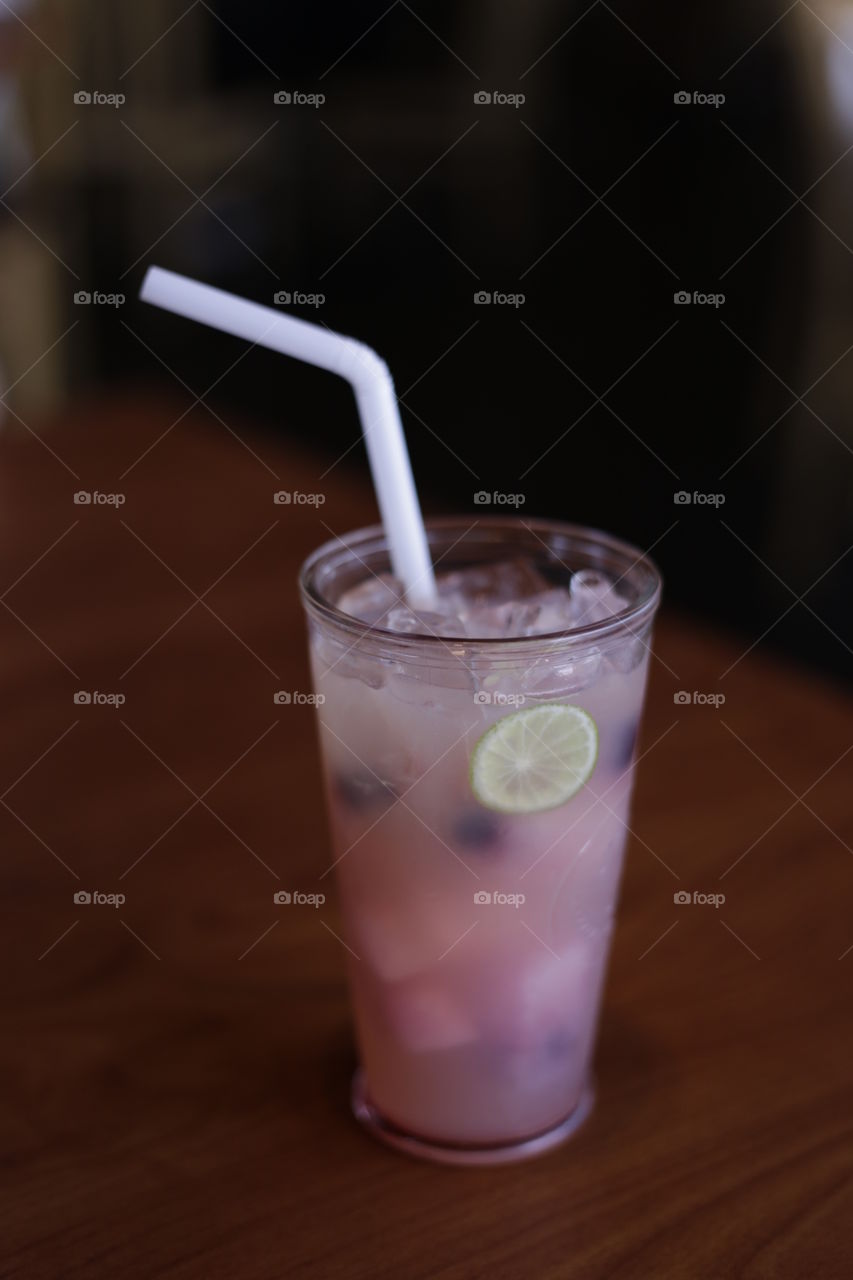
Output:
[{"xmin": 1, "ymin": 397, "xmax": 852, "ymax": 1280}]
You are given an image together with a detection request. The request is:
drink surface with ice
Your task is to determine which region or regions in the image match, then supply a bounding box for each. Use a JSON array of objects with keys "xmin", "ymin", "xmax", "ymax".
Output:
[
  {"xmin": 337, "ymin": 556, "xmax": 628, "ymax": 639},
  {"xmin": 307, "ymin": 547, "xmax": 654, "ymax": 1149}
]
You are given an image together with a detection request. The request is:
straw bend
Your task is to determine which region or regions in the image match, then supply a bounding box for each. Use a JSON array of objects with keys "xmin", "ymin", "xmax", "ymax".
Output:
[{"xmin": 333, "ymin": 339, "xmax": 393, "ymax": 390}]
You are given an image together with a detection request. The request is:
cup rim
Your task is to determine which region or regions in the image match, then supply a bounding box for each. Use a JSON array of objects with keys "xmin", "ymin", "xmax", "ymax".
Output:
[{"xmin": 298, "ymin": 516, "xmax": 662, "ymax": 653}]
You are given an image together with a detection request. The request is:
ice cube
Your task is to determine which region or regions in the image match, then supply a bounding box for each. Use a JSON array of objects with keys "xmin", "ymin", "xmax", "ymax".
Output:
[
  {"xmin": 567, "ymin": 838, "xmax": 624, "ymax": 944},
  {"xmin": 437, "ymin": 558, "xmax": 551, "ymax": 607},
  {"xmin": 605, "ymin": 632, "xmax": 648, "ymax": 673},
  {"xmin": 384, "ymin": 977, "xmax": 478, "ymax": 1052},
  {"xmin": 355, "ymin": 904, "xmax": 435, "ymax": 981},
  {"xmin": 546, "ymin": 819, "xmax": 625, "ymax": 949},
  {"xmin": 457, "ymin": 600, "xmax": 543, "ymax": 639},
  {"xmin": 475, "ymin": 941, "xmax": 592, "ymax": 1046},
  {"xmin": 334, "ymin": 560, "xmax": 628, "ymax": 644},
  {"xmin": 517, "ymin": 649, "xmax": 602, "ymax": 699},
  {"xmin": 337, "ymin": 573, "xmax": 403, "ymax": 624},
  {"xmin": 522, "ymin": 588, "xmax": 579, "ymax": 635},
  {"xmin": 355, "ymin": 894, "xmax": 474, "ymax": 982},
  {"xmin": 312, "ymin": 632, "xmax": 389, "ymax": 688},
  {"xmin": 570, "ymin": 568, "xmax": 627, "ymax": 625},
  {"xmin": 387, "ymin": 662, "xmax": 474, "ymax": 710},
  {"xmin": 383, "ymin": 607, "xmax": 466, "ymax": 638}
]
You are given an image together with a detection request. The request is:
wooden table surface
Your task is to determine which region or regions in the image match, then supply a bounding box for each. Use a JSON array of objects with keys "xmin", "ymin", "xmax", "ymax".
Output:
[{"xmin": 1, "ymin": 396, "xmax": 852, "ymax": 1280}]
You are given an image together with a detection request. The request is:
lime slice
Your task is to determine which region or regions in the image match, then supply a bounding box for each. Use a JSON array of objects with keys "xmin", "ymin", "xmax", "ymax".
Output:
[{"xmin": 470, "ymin": 704, "xmax": 598, "ymax": 814}]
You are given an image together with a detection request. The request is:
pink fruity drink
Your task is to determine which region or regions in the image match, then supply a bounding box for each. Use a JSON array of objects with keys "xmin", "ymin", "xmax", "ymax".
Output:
[{"xmin": 300, "ymin": 517, "xmax": 661, "ymax": 1164}]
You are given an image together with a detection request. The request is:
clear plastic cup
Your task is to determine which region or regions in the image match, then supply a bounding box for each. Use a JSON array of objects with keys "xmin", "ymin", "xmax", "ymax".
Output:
[{"xmin": 299, "ymin": 517, "xmax": 662, "ymax": 1165}]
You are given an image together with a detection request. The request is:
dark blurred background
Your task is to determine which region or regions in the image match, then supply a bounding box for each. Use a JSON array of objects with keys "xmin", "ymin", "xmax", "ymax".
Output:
[{"xmin": 1, "ymin": 0, "xmax": 851, "ymax": 679}]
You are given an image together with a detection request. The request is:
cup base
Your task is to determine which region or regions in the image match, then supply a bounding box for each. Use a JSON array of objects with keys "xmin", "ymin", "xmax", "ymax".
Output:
[{"xmin": 350, "ymin": 1069, "xmax": 594, "ymax": 1167}]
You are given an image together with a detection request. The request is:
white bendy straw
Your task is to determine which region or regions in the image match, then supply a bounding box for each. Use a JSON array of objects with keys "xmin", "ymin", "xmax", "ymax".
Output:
[{"xmin": 140, "ymin": 266, "xmax": 436, "ymax": 607}]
